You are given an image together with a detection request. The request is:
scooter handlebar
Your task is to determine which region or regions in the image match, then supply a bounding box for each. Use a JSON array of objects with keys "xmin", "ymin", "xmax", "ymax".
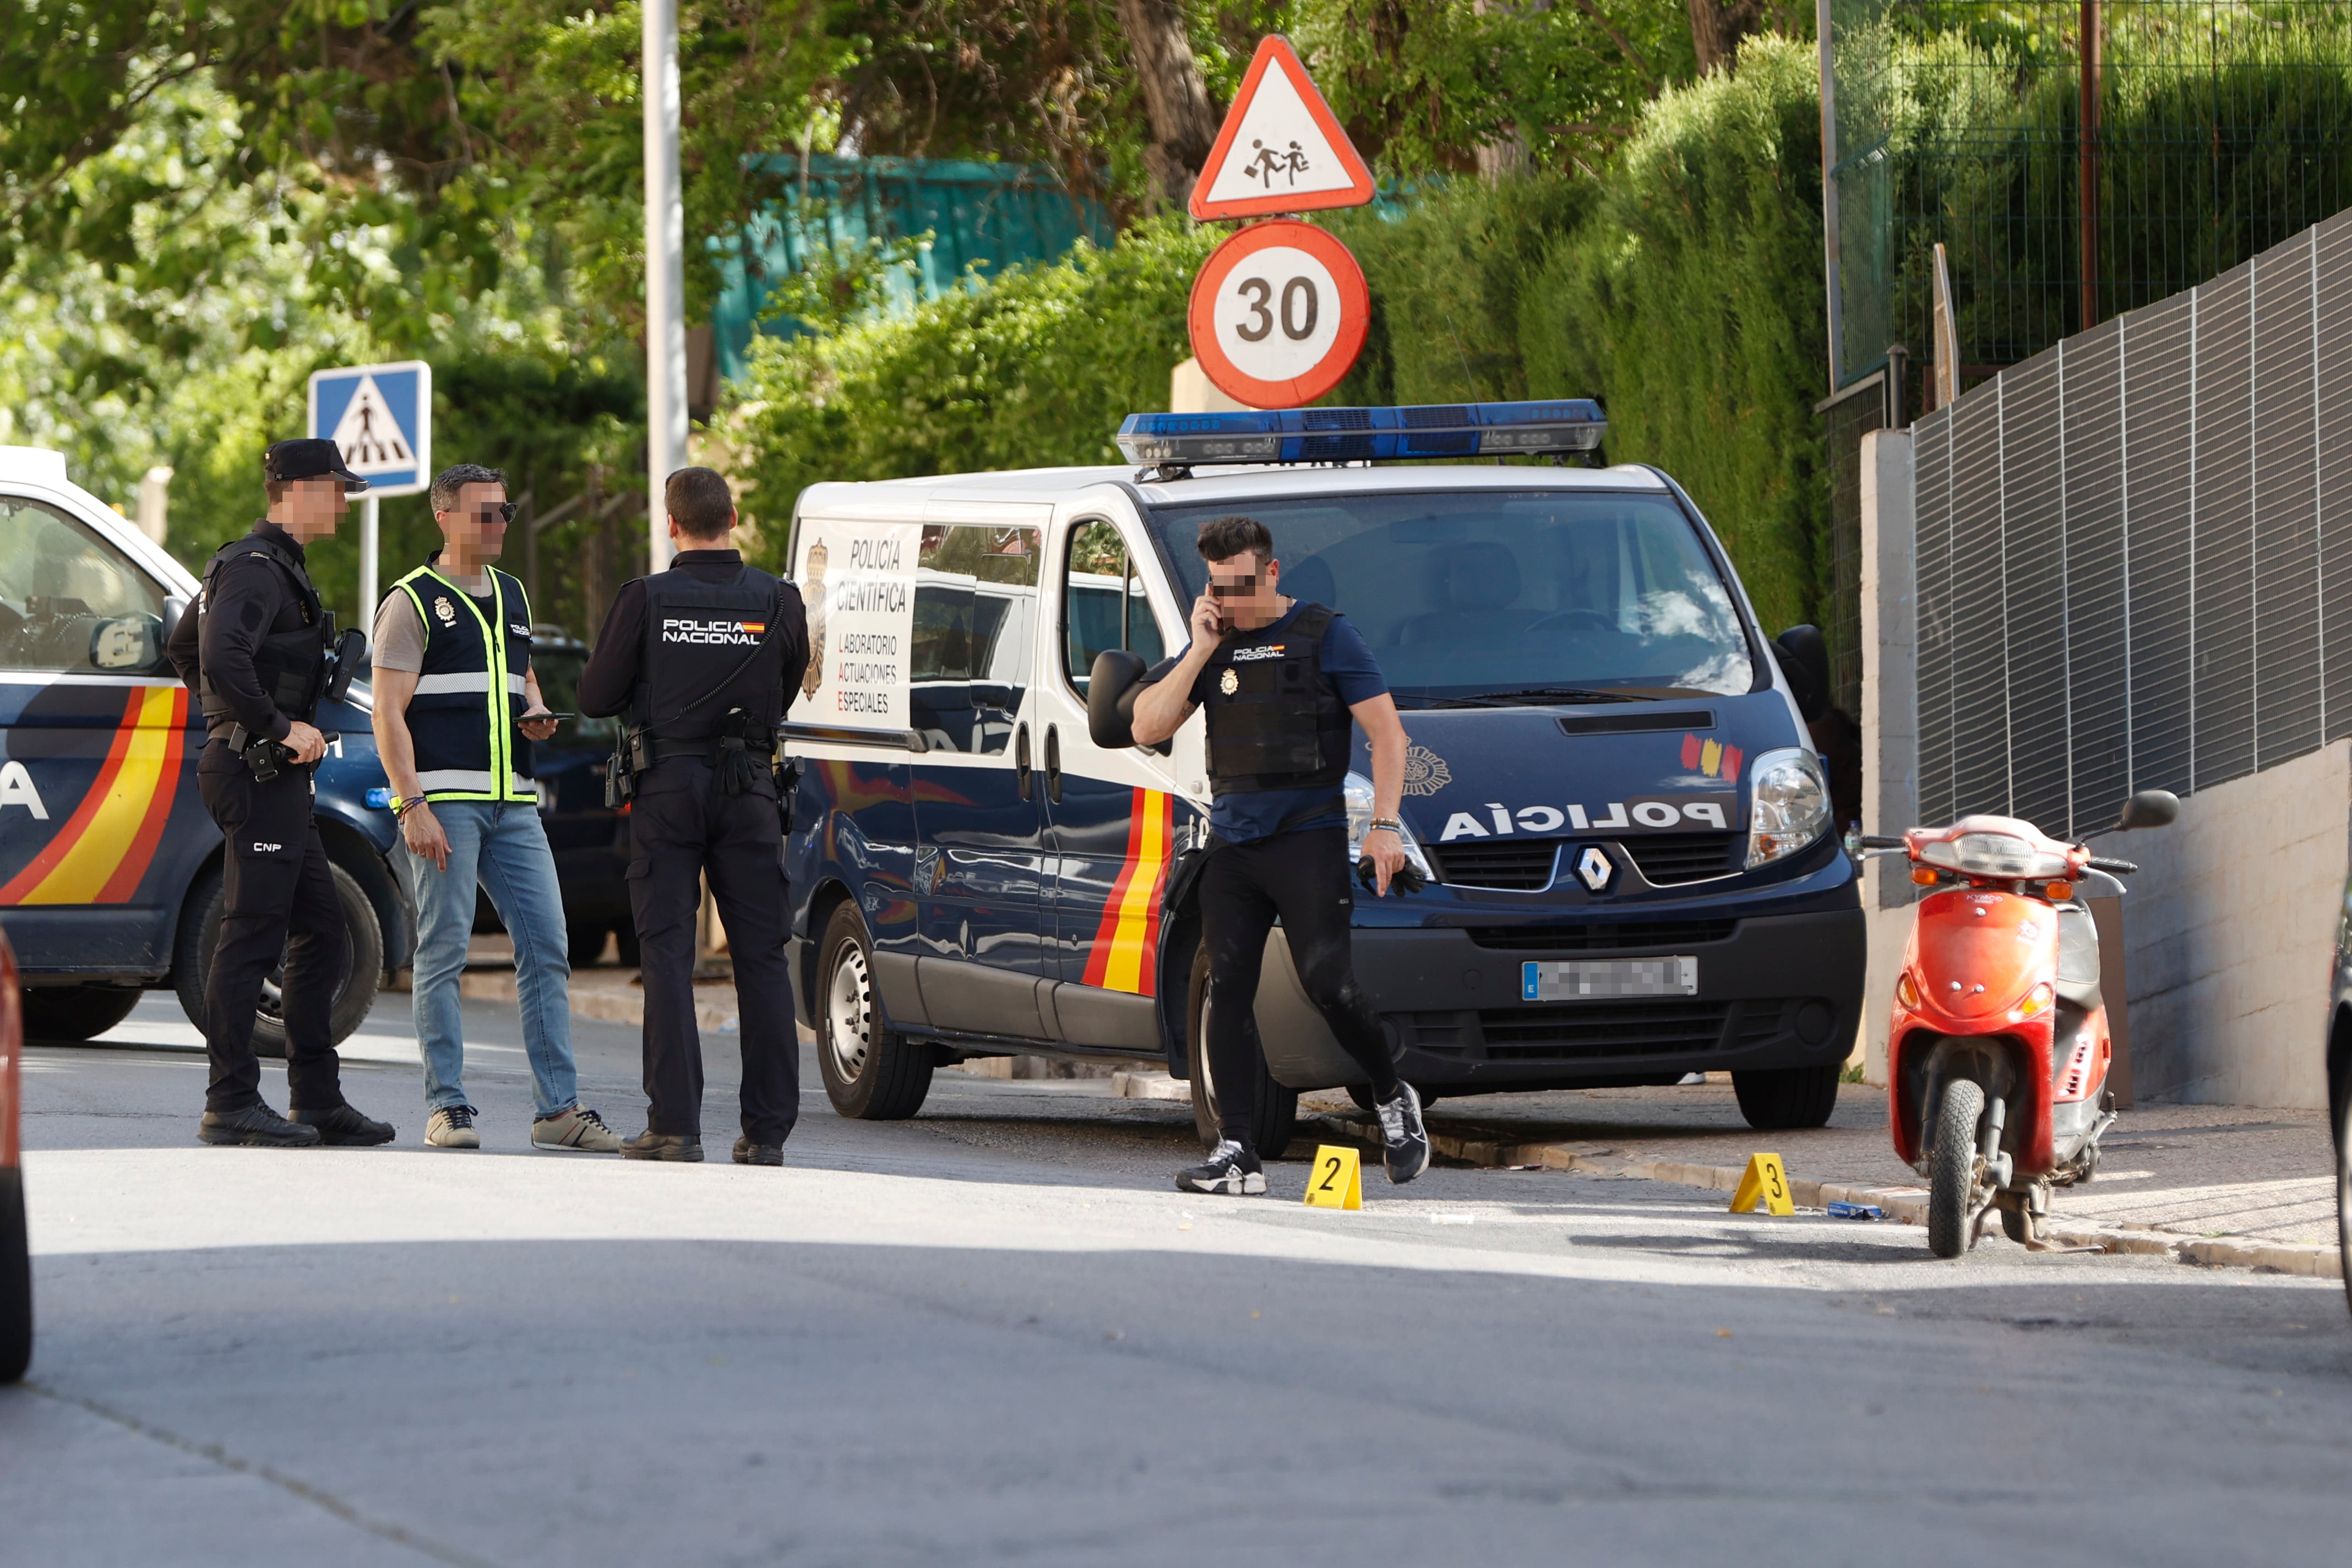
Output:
[
  {"xmin": 2086, "ymin": 854, "xmax": 2139, "ymax": 874},
  {"xmin": 1856, "ymin": 835, "xmax": 1908, "ymax": 850}
]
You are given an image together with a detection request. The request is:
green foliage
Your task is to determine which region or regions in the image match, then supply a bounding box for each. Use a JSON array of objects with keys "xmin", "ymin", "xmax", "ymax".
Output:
[{"xmin": 732, "ymin": 218, "xmax": 1217, "ymax": 562}]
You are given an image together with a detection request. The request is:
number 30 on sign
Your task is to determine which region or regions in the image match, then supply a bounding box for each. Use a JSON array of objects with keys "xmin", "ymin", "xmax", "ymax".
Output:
[{"xmin": 1188, "ymin": 220, "xmax": 1370, "ymax": 410}]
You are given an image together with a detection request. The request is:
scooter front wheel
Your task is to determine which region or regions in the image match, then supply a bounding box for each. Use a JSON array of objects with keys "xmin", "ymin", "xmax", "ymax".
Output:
[{"xmin": 1928, "ymin": 1079, "xmax": 1986, "ymax": 1259}]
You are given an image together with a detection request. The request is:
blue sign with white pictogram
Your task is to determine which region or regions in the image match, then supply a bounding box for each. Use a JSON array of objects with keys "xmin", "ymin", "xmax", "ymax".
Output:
[{"xmin": 307, "ymin": 360, "xmax": 432, "ymax": 497}]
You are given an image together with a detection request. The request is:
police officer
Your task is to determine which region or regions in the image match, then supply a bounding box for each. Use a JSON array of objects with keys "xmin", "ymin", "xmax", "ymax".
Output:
[
  {"xmin": 1130, "ymin": 514, "xmax": 1429, "ymax": 1195},
  {"xmin": 164, "ymin": 439, "xmax": 395, "ymax": 1148},
  {"xmin": 577, "ymin": 467, "xmax": 809, "ymax": 1164}
]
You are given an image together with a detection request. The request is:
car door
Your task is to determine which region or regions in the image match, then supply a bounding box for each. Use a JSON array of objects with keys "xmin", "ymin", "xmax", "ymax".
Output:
[
  {"xmin": 1036, "ymin": 514, "xmax": 1191, "ymax": 1050},
  {"xmin": 0, "ymin": 491, "xmax": 205, "ymax": 972}
]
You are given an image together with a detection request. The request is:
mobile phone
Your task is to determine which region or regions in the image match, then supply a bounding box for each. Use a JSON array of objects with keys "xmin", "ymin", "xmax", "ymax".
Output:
[{"xmin": 524, "ymin": 711, "xmax": 574, "ymax": 722}]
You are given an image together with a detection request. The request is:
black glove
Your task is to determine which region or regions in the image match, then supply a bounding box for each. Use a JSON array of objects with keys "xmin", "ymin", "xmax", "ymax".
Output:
[{"xmin": 1354, "ymin": 853, "xmax": 1427, "ymax": 897}]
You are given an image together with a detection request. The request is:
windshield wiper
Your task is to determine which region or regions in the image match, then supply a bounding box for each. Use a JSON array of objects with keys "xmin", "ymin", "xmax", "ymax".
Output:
[{"xmin": 1415, "ymin": 687, "xmax": 1653, "ymax": 709}]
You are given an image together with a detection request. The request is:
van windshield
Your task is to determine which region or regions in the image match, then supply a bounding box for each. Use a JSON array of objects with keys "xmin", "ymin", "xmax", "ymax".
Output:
[{"xmin": 1144, "ymin": 490, "xmax": 1756, "ymax": 706}]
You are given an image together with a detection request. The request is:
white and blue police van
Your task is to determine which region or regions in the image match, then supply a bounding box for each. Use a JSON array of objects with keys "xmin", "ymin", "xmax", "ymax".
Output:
[
  {"xmin": 782, "ymin": 402, "xmax": 1866, "ymax": 1153},
  {"xmin": 0, "ymin": 446, "xmax": 410, "ymax": 1048}
]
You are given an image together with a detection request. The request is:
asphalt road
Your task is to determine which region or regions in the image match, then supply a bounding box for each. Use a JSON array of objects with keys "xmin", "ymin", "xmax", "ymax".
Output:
[{"xmin": 6, "ymin": 989, "xmax": 2352, "ymax": 1567}]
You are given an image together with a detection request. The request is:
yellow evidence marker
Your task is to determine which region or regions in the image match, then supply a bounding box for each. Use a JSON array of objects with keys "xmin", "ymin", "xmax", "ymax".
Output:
[
  {"xmin": 1304, "ymin": 1144, "xmax": 1364, "ymax": 1210},
  {"xmin": 1728, "ymin": 1152, "xmax": 1794, "ymax": 1216}
]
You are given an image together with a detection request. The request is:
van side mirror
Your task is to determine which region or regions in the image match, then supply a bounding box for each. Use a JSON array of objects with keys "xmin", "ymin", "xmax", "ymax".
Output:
[
  {"xmin": 2114, "ymin": 788, "xmax": 2180, "ymax": 831},
  {"xmin": 1087, "ymin": 649, "xmax": 1147, "ymax": 749},
  {"xmin": 1772, "ymin": 624, "xmax": 1832, "ymax": 723}
]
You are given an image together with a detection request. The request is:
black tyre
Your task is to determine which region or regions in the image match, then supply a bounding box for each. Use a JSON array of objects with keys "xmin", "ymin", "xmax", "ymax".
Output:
[
  {"xmin": 1928, "ymin": 1077, "xmax": 1986, "ymax": 1259},
  {"xmin": 18, "ymin": 985, "xmax": 141, "ymax": 1042},
  {"xmin": 1185, "ymin": 943, "xmax": 1297, "ymax": 1159},
  {"xmin": 815, "ymin": 904, "xmax": 932, "ymax": 1119},
  {"xmin": 567, "ymin": 922, "xmax": 611, "ymax": 968},
  {"xmin": 2335, "ymin": 1078, "xmax": 2352, "ymax": 1318},
  {"xmin": 1732, "ymin": 1064, "xmax": 1841, "ymax": 1130},
  {"xmin": 171, "ymin": 859, "xmax": 384, "ymax": 1058},
  {"xmin": 0, "ymin": 1167, "xmax": 28, "ymax": 1383}
]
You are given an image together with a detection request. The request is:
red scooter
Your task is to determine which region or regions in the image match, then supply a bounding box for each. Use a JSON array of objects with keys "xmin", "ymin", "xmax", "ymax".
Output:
[{"xmin": 1860, "ymin": 791, "xmax": 2178, "ymax": 1257}]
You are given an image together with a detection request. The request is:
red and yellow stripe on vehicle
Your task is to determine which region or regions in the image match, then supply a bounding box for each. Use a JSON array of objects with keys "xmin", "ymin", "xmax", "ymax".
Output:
[
  {"xmin": 1082, "ymin": 788, "xmax": 1175, "ymax": 997},
  {"xmin": 0, "ymin": 685, "xmax": 187, "ymax": 906}
]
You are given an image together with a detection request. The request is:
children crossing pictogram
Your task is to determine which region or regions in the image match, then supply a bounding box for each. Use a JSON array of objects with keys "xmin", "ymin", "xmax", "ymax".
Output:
[{"xmin": 1189, "ymin": 37, "xmax": 1376, "ymax": 221}]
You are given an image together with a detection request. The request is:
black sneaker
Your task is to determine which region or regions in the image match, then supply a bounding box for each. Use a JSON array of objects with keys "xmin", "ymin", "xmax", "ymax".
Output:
[
  {"xmin": 293, "ymin": 1103, "xmax": 396, "ymax": 1146},
  {"xmin": 1376, "ymin": 1083, "xmax": 1430, "ymax": 1185},
  {"xmin": 622, "ymin": 1131, "xmax": 705, "ymax": 1162},
  {"xmin": 732, "ymin": 1137, "xmax": 783, "ymax": 1167},
  {"xmin": 1176, "ymin": 1140, "xmax": 1266, "ymax": 1196},
  {"xmin": 198, "ymin": 1103, "xmax": 321, "ymax": 1148}
]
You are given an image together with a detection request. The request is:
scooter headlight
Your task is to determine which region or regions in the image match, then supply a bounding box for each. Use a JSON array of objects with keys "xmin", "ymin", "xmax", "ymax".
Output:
[
  {"xmin": 1344, "ymin": 771, "xmax": 1436, "ymax": 882},
  {"xmin": 1918, "ymin": 831, "xmax": 2071, "ymax": 880},
  {"xmin": 1744, "ymin": 747, "xmax": 1831, "ymax": 869}
]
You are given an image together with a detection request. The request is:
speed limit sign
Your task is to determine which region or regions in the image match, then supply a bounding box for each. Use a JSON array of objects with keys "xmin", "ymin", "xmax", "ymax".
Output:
[{"xmin": 1188, "ymin": 221, "xmax": 1370, "ymax": 409}]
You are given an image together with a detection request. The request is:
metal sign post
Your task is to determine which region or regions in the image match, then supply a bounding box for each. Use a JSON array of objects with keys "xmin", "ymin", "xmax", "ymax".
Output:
[
  {"xmin": 308, "ymin": 361, "xmax": 432, "ymax": 616},
  {"xmin": 644, "ymin": 0, "xmax": 686, "ymax": 574}
]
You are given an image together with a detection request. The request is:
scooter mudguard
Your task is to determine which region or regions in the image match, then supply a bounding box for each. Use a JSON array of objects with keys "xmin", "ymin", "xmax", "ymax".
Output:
[{"xmin": 1886, "ymin": 887, "xmax": 2061, "ymax": 1173}]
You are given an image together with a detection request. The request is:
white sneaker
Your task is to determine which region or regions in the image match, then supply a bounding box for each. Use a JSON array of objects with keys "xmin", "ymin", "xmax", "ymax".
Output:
[
  {"xmin": 532, "ymin": 1105, "xmax": 623, "ymax": 1153},
  {"xmin": 425, "ymin": 1105, "xmax": 480, "ymax": 1149},
  {"xmin": 1177, "ymin": 1139, "xmax": 1266, "ymax": 1195},
  {"xmin": 1376, "ymin": 1084, "xmax": 1430, "ymax": 1184}
]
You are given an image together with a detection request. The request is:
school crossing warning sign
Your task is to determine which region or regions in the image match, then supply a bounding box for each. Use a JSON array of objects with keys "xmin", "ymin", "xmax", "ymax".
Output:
[{"xmin": 1188, "ymin": 36, "xmax": 1375, "ymax": 222}]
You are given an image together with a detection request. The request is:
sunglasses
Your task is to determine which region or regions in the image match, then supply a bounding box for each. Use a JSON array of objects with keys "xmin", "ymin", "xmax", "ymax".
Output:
[
  {"xmin": 455, "ymin": 502, "xmax": 518, "ymax": 522},
  {"xmin": 1207, "ymin": 574, "xmax": 1265, "ymax": 598}
]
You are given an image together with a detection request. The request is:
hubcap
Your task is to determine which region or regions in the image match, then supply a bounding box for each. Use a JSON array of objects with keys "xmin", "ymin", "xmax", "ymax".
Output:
[{"xmin": 827, "ymin": 943, "xmax": 873, "ymax": 1080}]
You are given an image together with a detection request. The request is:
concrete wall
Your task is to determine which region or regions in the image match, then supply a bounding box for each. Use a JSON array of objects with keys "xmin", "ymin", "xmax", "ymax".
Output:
[{"xmin": 1857, "ymin": 429, "xmax": 1919, "ymax": 1087}]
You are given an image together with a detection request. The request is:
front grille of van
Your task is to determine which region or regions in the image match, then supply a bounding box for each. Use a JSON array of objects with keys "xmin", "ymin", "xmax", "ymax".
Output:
[
  {"xmin": 1464, "ymin": 919, "xmax": 1738, "ymax": 952},
  {"xmin": 1396, "ymin": 997, "xmax": 1801, "ymax": 1065},
  {"xmin": 1625, "ymin": 832, "xmax": 1743, "ymax": 884},
  {"xmin": 1427, "ymin": 839, "xmax": 1561, "ymax": 891}
]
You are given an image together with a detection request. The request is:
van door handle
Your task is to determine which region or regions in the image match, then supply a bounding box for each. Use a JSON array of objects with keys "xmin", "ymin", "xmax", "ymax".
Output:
[
  {"xmin": 1015, "ymin": 722, "xmax": 1033, "ymax": 801},
  {"xmin": 1045, "ymin": 724, "xmax": 1063, "ymax": 805}
]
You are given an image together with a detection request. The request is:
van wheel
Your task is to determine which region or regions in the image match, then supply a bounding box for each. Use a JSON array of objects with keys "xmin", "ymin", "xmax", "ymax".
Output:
[
  {"xmin": 1732, "ymin": 1064, "xmax": 1841, "ymax": 1130},
  {"xmin": 816, "ymin": 904, "xmax": 932, "ymax": 1119},
  {"xmin": 18, "ymin": 986, "xmax": 141, "ymax": 1042},
  {"xmin": 171, "ymin": 859, "xmax": 384, "ymax": 1058},
  {"xmin": 1185, "ymin": 944, "xmax": 1297, "ymax": 1159}
]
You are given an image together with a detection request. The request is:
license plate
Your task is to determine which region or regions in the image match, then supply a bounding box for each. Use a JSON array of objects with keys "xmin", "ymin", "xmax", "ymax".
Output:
[{"xmin": 1521, "ymin": 957, "xmax": 1699, "ymax": 1000}]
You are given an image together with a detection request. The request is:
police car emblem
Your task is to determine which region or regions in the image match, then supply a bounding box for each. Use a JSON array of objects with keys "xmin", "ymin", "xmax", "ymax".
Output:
[
  {"xmin": 434, "ymin": 596, "xmax": 457, "ymax": 627},
  {"xmin": 1219, "ymin": 668, "xmax": 1239, "ymax": 696},
  {"xmin": 1402, "ymin": 743, "xmax": 1451, "ymax": 797}
]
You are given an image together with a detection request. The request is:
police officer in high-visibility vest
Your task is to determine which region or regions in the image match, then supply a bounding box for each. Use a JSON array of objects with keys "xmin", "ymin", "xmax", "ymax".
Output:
[
  {"xmin": 578, "ymin": 468, "xmax": 810, "ymax": 1164},
  {"xmin": 163, "ymin": 438, "xmax": 395, "ymax": 1148},
  {"xmin": 1130, "ymin": 513, "xmax": 1429, "ymax": 1196}
]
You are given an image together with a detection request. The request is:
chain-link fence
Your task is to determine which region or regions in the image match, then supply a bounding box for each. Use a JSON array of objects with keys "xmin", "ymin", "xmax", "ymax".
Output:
[{"xmin": 1911, "ymin": 204, "xmax": 2352, "ymax": 836}]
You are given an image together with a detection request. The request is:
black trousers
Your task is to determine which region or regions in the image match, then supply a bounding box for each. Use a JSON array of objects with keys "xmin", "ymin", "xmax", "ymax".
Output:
[
  {"xmin": 1200, "ymin": 826, "xmax": 1397, "ymax": 1148},
  {"xmin": 196, "ymin": 742, "xmax": 346, "ymax": 1114},
  {"xmin": 627, "ymin": 758, "xmax": 798, "ymax": 1145}
]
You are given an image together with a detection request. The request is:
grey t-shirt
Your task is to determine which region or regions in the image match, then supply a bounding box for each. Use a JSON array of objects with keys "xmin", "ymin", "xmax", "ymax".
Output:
[{"xmin": 372, "ymin": 569, "xmax": 495, "ymax": 674}]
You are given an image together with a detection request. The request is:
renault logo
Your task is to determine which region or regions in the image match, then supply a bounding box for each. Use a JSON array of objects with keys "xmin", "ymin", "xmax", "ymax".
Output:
[{"xmin": 1576, "ymin": 845, "xmax": 1615, "ymax": 892}]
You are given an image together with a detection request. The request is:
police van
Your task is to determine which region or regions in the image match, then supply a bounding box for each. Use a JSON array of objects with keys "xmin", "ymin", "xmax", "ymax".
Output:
[
  {"xmin": 0, "ymin": 446, "xmax": 409, "ymax": 1046},
  {"xmin": 782, "ymin": 402, "xmax": 1865, "ymax": 1153}
]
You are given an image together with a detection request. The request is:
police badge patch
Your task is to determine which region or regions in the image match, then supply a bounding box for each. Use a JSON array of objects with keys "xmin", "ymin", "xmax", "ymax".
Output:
[
  {"xmin": 434, "ymin": 595, "xmax": 458, "ymax": 627},
  {"xmin": 1402, "ymin": 743, "xmax": 1452, "ymax": 796},
  {"xmin": 1219, "ymin": 667, "xmax": 1239, "ymax": 696}
]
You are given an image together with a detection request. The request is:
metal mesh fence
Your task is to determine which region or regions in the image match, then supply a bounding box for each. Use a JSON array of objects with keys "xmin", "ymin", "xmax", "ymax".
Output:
[
  {"xmin": 1828, "ymin": 0, "xmax": 2352, "ymax": 391},
  {"xmin": 1912, "ymin": 205, "xmax": 2352, "ymax": 835}
]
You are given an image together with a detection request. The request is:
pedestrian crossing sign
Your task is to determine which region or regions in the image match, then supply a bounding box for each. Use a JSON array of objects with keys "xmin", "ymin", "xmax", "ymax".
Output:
[{"xmin": 308, "ymin": 361, "xmax": 432, "ymax": 497}]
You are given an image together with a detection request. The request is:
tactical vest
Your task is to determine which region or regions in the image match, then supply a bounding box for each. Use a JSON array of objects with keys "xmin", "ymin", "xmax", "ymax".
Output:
[
  {"xmin": 1200, "ymin": 603, "xmax": 1352, "ymax": 795},
  {"xmin": 198, "ymin": 527, "xmax": 330, "ymax": 739},
  {"xmin": 630, "ymin": 563, "xmax": 790, "ymax": 747},
  {"xmin": 390, "ymin": 559, "xmax": 536, "ymax": 803}
]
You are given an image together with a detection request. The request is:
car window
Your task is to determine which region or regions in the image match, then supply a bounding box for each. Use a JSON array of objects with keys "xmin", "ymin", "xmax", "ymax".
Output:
[
  {"xmin": 911, "ymin": 523, "xmax": 1039, "ymax": 755},
  {"xmin": 1142, "ymin": 490, "xmax": 1755, "ymax": 703},
  {"xmin": 1063, "ymin": 520, "xmax": 1166, "ymax": 696},
  {"xmin": 0, "ymin": 494, "xmax": 173, "ymax": 674}
]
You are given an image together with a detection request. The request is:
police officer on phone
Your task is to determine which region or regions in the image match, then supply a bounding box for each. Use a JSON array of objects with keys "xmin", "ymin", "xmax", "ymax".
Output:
[
  {"xmin": 577, "ymin": 468, "xmax": 809, "ymax": 1165},
  {"xmin": 164, "ymin": 438, "xmax": 395, "ymax": 1148}
]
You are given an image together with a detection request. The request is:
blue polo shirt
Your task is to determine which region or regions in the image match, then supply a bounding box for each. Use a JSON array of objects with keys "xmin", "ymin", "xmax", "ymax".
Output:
[{"xmin": 1175, "ymin": 602, "xmax": 1387, "ymax": 845}]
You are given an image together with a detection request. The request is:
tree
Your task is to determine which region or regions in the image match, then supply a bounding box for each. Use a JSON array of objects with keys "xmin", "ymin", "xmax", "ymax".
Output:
[
  {"xmin": 1684, "ymin": 0, "xmax": 1768, "ymax": 75},
  {"xmin": 1114, "ymin": 0, "xmax": 1222, "ymax": 209}
]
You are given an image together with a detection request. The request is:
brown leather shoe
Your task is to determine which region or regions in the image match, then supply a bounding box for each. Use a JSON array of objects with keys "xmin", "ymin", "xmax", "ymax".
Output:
[
  {"xmin": 621, "ymin": 1130, "xmax": 704, "ymax": 1162},
  {"xmin": 731, "ymin": 1137, "xmax": 783, "ymax": 1167}
]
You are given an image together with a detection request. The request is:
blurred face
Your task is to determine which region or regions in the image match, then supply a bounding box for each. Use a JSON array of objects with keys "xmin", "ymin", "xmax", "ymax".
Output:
[
  {"xmin": 270, "ymin": 477, "xmax": 347, "ymax": 542},
  {"xmin": 1206, "ymin": 550, "xmax": 1282, "ymax": 631},
  {"xmin": 438, "ymin": 481, "xmax": 510, "ymax": 565}
]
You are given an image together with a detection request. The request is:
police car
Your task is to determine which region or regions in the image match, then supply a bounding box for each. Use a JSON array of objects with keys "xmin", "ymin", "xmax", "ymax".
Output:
[
  {"xmin": 782, "ymin": 402, "xmax": 1866, "ymax": 1153},
  {"xmin": 0, "ymin": 447, "xmax": 410, "ymax": 1046}
]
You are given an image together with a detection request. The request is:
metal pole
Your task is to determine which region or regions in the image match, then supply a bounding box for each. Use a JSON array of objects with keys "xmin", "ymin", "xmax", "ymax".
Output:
[
  {"xmin": 643, "ymin": 0, "xmax": 686, "ymax": 574},
  {"xmin": 1816, "ymin": 0, "xmax": 1844, "ymax": 391},
  {"xmin": 360, "ymin": 493, "xmax": 379, "ymax": 620},
  {"xmin": 2079, "ymin": 0, "xmax": 2101, "ymax": 333}
]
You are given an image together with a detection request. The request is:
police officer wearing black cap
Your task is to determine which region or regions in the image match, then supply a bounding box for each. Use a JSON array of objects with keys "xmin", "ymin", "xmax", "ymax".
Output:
[
  {"xmin": 164, "ymin": 438, "xmax": 396, "ymax": 1148},
  {"xmin": 577, "ymin": 467, "xmax": 809, "ymax": 1165}
]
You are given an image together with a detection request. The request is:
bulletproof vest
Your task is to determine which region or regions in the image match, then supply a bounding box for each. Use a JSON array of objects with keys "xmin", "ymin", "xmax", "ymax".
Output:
[
  {"xmin": 631, "ymin": 563, "xmax": 789, "ymax": 744},
  {"xmin": 390, "ymin": 560, "xmax": 537, "ymax": 803},
  {"xmin": 198, "ymin": 528, "xmax": 329, "ymax": 736},
  {"xmin": 1200, "ymin": 603, "xmax": 1352, "ymax": 795}
]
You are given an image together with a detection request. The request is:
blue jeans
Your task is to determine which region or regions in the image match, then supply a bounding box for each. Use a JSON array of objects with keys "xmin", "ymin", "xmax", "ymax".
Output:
[{"xmin": 400, "ymin": 799, "xmax": 578, "ymax": 1118}]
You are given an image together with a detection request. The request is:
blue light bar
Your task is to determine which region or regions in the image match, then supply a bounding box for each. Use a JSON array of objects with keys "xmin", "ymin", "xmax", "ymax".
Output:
[{"xmin": 1115, "ymin": 400, "xmax": 1606, "ymax": 467}]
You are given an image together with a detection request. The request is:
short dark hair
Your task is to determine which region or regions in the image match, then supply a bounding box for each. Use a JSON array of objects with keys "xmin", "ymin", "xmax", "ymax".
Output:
[
  {"xmin": 431, "ymin": 464, "xmax": 507, "ymax": 514},
  {"xmin": 666, "ymin": 467, "xmax": 735, "ymax": 539},
  {"xmin": 1195, "ymin": 514, "xmax": 1272, "ymax": 565}
]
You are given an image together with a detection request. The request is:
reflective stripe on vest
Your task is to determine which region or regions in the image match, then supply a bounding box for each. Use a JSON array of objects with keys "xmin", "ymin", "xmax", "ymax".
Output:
[{"xmin": 391, "ymin": 565, "xmax": 536, "ymax": 803}]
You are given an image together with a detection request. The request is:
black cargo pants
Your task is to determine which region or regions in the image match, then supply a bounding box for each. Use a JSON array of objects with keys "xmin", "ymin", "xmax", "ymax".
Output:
[
  {"xmin": 627, "ymin": 757, "xmax": 798, "ymax": 1145},
  {"xmin": 196, "ymin": 741, "xmax": 346, "ymax": 1114}
]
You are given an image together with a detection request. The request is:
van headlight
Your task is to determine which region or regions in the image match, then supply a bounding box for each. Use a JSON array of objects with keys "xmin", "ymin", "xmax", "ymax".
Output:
[
  {"xmin": 1344, "ymin": 771, "xmax": 1436, "ymax": 881},
  {"xmin": 1745, "ymin": 747, "xmax": 1831, "ymax": 868}
]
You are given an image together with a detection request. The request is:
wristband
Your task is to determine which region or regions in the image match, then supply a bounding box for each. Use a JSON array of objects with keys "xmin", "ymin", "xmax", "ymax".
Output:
[{"xmin": 1368, "ymin": 818, "xmax": 1402, "ymax": 835}]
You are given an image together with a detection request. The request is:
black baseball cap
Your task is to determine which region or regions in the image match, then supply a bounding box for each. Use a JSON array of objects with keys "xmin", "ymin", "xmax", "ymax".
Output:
[{"xmin": 263, "ymin": 438, "xmax": 368, "ymax": 492}]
